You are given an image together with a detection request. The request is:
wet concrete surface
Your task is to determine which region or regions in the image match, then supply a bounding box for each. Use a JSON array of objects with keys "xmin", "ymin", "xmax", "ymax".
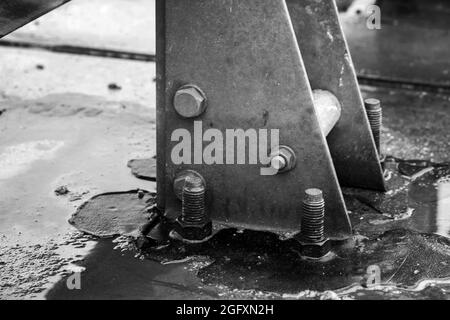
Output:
[
  {"xmin": 0, "ymin": 49, "xmax": 155, "ymax": 298},
  {"xmin": 0, "ymin": 96, "xmax": 155, "ymax": 245},
  {"xmin": 0, "ymin": 47, "xmax": 155, "ymax": 108},
  {"xmin": 363, "ymin": 85, "xmax": 450, "ymax": 162},
  {"xmin": 341, "ymin": 0, "xmax": 450, "ymax": 88},
  {"xmin": 346, "ymin": 158, "xmax": 450, "ymax": 238}
]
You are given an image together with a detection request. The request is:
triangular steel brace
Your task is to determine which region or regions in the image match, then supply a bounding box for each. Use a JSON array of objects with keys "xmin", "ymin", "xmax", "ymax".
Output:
[
  {"xmin": 157, "ymin": 0, "xmax": 385, "ymax": 240},
  {"xmin": 286, "ymin": 0, "xmax": 385, "ymax": 191}
]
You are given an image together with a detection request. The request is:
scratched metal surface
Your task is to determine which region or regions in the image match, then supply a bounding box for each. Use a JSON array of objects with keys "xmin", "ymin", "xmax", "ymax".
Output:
[{"xmin": 0, "ymin": 0, "xmax": 70, "ymax": 38}]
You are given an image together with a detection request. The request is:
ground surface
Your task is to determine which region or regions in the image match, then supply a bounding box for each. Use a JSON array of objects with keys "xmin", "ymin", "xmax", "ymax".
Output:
[
  {"xmin": 341, "ymin": 0, "xmax": 450, "ymax": 88},
  {"xmin": 0, "ymin": 0, "xmax": 449, "ymax": 300}
]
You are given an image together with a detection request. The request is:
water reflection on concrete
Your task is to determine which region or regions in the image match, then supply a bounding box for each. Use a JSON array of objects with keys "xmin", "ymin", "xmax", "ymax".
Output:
[
  {"xmin": 437, "ymin": 181, "xmax": 450, "ymax": 237},
  {"xmin": 45, "ymin": 239, "xmax": 218, "ymax": 300},
  {"xmin": 345, "ymin": 159, "xmax": 450, "ymax": 240},
  {"xmin": 408, "ymin": 163, "xmax": 450, "ymax": 237}
]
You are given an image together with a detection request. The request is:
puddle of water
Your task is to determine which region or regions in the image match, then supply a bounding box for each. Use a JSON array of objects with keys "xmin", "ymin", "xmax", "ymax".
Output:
[
  {"xmin": 405, "ymin": 162, "xmax": 450, "ymax": 237},
  {"xmin": 345, "ymin": 158, "xmax": 450, "ymax": 239},
  {"xmin": 45, "ymin": 239, "xmax": 218, "ymax": 300},
  {"xmin": 136, "ymin": 227, "xmax": 450, "ymax": 299}
]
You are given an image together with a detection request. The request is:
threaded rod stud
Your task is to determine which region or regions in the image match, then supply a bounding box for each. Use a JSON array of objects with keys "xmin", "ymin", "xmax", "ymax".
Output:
[
  {"xmin": 300, "ymin": 188, "xmax": 325, "ymax": 243},
  {"xmin": 181, "ymin": 176, "xmax": 207, "ymax": 226},
  {"xmin": 364, "ymin": 98, "xmax": 382, "ymax": 154}
]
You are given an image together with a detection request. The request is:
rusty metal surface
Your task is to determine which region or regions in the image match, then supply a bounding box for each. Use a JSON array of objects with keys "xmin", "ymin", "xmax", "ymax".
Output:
[
  {"xmin": 341, "ymin": 0, "xmax": 450, "ymax": 89},
  {"xmin": 0, "ymin": 0, "xmax": 69, "ymax": 38},
  {"xmin": 157, "ymin": 0, "xmax": 352, "ymax": 239},
  {"xmin": 287, "ymin": 0, "xmax": 385, "ymax": 191}
]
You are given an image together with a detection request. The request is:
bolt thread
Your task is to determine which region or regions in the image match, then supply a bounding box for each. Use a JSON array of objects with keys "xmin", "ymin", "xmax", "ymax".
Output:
[
  {"xmin": 300, "ymin": 189, "xmax": 325, "ymax": 243},
  {"xmin": 364, "ymin": 99, "xmax": 382, "ymax": 153},
  {"xmin": 181, "ymin": 176, "xmax": 207, "ymax": 226}
]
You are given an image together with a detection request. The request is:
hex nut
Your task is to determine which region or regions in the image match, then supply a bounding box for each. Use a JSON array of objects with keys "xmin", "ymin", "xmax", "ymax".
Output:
[
  {"xmin": 296, "ymin": 238, "xmax": 331, "ymax": 259},
  {"xmin": 174, "ymin": 218, "xmax": 212, "ymax": 241},
  {"xmin": 173, "ymin": 84, "xmax": 207, "ymax": 118},
  {"xmin": 269, "ymin": 146, "xmax": 296, "ymax": 173}
]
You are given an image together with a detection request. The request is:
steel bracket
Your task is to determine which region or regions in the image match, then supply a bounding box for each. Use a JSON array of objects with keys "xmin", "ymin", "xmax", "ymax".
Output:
[{"xmin": 157, "ymin": 0, "xmax": 384, "ymax": 240}]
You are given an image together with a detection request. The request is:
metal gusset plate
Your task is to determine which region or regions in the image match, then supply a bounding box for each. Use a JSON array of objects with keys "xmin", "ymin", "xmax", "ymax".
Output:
[
  {"xmin": 286, "ymin": 0, "xmax": 386, "ymax": 191},
  {"xmin": 157, "ymin": 0, "xmax": 352, "ymax": 239},
  {"xmin": 0, "ymin": 0, "xmax": 70, "ymax": 38}
]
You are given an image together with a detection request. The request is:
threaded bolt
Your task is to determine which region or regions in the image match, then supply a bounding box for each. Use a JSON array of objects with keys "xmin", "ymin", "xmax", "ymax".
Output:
[
  {"xmin": 364, "ymin": 98, "xmax": 382, "ymax": 154},
  {"xmin": 181, "ymin": 176, "xmax": 207, "ymax": 226},
  {"xmin": 300, "ymin": 189, "xmax": 325, "ymax": 243}
]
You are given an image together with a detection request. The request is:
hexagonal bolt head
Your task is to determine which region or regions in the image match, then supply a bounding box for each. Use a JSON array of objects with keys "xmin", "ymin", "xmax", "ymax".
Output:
[
  {"xmin": 269, "ymin": 146, "xmax": 296, "ymax": 174},
  {"xmin": 296, "ymin": 238, "xmax": 331, "ymax": 259},
  {"xmin": 173, "ymin": 84, "xmax": 207, "ymax": 118}
]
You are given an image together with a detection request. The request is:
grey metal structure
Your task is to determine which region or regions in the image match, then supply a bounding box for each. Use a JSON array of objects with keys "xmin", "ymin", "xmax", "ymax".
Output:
[
  {"xmin": 0, "ymin": 0, "xmax": 385, "ymax": 241},
  {"xmin": 287, "ymin": 0, "xmax": 385, "ymax": 190},
  {"xmin": 156, "ymin": 0, "xmax": 385, "ymax": 240}
]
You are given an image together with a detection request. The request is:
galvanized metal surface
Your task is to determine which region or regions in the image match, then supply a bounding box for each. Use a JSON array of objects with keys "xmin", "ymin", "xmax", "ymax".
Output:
[
  {"xmin": 157, "ymin": 0, "xmax": 352, "ymax": 239},
  {"xmin": 286, "ymin": 0, "xmax": 385, "ymax": 191},
  {"xmin": 0, "ymin": 0, "xmax": 70, "ymax": 38}
]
